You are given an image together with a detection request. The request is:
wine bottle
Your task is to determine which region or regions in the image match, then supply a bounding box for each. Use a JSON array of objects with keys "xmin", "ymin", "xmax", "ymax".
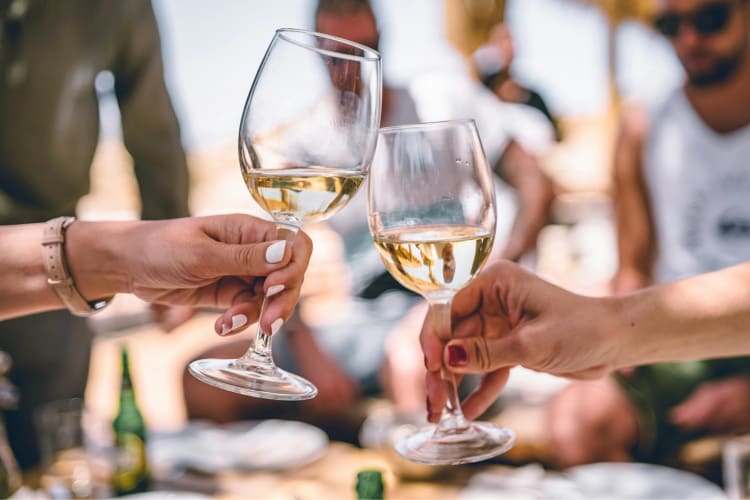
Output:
[{"xmin": 112, "ymin": 347, "xmax": 150, "ymax": 496}]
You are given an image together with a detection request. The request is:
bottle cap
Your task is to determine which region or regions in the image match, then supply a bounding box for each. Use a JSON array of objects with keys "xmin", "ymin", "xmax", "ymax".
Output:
[{"xmin": 355, "ymin": 469, "xmax": 384, "ymax": 499}]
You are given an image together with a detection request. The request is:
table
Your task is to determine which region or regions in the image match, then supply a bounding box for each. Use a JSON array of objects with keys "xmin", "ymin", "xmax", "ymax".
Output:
[{"xmin": 155, "ymin": 442, "xmax": 508, "ymax": 499}]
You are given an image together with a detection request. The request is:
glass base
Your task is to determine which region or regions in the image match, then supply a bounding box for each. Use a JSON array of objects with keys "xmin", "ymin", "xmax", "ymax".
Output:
[
  {"xmin": 188, "ymin": 357, "xmax": 318, "ymax": 401},
  {"xmin": 395, "ymin": 422, "xmax": 515, "ymax": 465}
]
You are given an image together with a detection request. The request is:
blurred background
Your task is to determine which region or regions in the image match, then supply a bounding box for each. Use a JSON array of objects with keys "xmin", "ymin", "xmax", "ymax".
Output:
[{"xmin": 9, "ymin": 0, "xmax": 750, "ymax": 497}]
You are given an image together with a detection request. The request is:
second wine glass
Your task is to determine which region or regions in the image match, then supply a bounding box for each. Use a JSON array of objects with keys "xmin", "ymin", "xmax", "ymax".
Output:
[
  {"xmin": 368, "ymin": 119, "xmax": 515, "ymax": 464},
  {"xmin": 189, "ymin": 28, "xmax": 382, "ymax": 400}
]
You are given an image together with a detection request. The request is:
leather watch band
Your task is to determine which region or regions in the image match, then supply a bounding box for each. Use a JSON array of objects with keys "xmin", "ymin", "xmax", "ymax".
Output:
[{"xmin": 41, "ymin": 216, "xmax": 111, "ymax": 316}]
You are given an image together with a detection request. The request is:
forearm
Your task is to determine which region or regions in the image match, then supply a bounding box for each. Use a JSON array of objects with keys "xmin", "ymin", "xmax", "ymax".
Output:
[
  {"xmin": 0, "ymin": 222, "xmax": 133, "ymax": 320},
  {"xmin": 511, "ymin": 174, "xmax": 552, "ymax": 254},
  {"xmin": 496, "ymin": 143, "xmax": 553, "ymax": 260},
  {"xmin": 614, "ymin": 262, "xmax": 750, "ymax": 367}
]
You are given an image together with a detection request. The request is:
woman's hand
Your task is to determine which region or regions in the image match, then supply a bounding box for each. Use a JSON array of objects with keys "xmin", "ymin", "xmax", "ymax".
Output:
[
  {"xmin": 69, "ymin": 214, "xmax": 312, "ymax": 336},
  {"xmin": 421, "ymin": 261, "xmax": 621, "ymax": 422}
]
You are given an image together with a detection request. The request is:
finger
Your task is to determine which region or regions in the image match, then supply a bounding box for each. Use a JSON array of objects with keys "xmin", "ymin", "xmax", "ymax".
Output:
[
  {"xmin": 262, "ymin": 262, "xmax": 307, "ymax": 300},
  {"xmin": 256, "ymin": 230, "xmax": 312, "ymax": 303},
  {"xmin": 426, "ymin": 370, "xmax": 447, "ymax": 423},
  {"xmin": 257, "ymin": 289, "xmax": 300, "ymax": 336},
  {"xmin": 201, "ymin": 213, "xmax": 278, "ymax": 244},
  {"xmin": 419, "ymin": 311, "xmax": 444, "ymax": 373},
  {"xmin": 202, "ymin": 239, "xmax": 293, "ymax": 279},
  {"xmin": 460, "ymin": 368, "xmax": 511, "ymax": 420},
  {"xmin": 291, "ymin": 230, "xmax": 314, "ymax": 268},
  {"xmin": 215, "ymin": 300, "xmax": 261, "ymax": 336},
  {"xmin": 451, "ymin": 314, "xmax": 484, "ymax": 339},
  {"xmin": 212, "ymin": 276, "xmax": 258, "ymax": 307},
  {"xmin": 444, "ymin": 334, "xmax": 522, "ymax": 374}
]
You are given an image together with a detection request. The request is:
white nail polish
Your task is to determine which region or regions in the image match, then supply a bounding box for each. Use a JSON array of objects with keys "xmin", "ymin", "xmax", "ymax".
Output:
[
  {"xmin": 267, "ymin": 284, "xmax": 285, "ymax": 297},
  {"xmin": 231, "ymin": 314, "xmax": 248, "ymax": 330},
  {"xmin": 271, "ymin": 318, "xmax": 284, "ymax": 335},
  {"xmin": 221, "ymin": 314, "xmax": 248, "ymax": 335},
  {"xmin": 265, "ymin": 241, "xmax": 287, "ymax": 264}
]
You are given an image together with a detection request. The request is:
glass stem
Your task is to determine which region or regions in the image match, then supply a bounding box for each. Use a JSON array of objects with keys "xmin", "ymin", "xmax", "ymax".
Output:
[
  {"xmin": 430, "ymin": 299, "xmax": 469, "ymax": 434},
  {"xmin": 239, "ymin": 224, "xmax": 299, "ymax": 365}
]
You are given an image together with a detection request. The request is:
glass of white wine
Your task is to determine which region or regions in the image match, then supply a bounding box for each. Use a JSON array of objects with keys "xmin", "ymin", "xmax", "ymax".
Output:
[
  {"xmin": 368, "ymin": 119, "xmax": 515, "ymax": 464},
  {"xmin": 189, "ymin": 28, "xmax": 381, "ymax": 400}
]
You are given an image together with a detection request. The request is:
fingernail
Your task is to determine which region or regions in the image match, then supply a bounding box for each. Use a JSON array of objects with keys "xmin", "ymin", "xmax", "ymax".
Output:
[
  {"xmin": 266, "ymin": 284, "xmax": 285, "ymax": 297},
  {"xmin": 447, "ymin": 345, "xmax": 468, "ymax": 366},
  {"xmin": 265, "ymin": 241, "xmax": 287, "ymax": 264},
  {"xmin": 271, "ymin": 318, "xmax": 284, "ymax": 335},
  {"xmin": 221, "ymin": 314, "xmax": 248, "ymax": 335}
]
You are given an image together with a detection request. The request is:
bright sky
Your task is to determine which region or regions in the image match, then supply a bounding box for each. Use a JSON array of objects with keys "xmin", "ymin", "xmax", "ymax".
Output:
[{"xmin": 140, "ymin": 0, "xmax": 685, "ymax": 151}]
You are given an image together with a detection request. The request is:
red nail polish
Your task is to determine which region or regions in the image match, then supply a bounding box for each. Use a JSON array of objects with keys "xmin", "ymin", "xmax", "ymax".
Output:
[{"xmin": 448, "ymin": 345, "xmax": 468, "ymax": 366}]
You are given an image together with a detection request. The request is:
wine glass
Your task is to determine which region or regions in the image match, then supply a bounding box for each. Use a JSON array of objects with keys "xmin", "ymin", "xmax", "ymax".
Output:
[
  {"xmin": 189, "ymin": 28, "xmax": 382, "ymax": 400},
  {"xmin": 368, "ymin": 119, "xmax": 515, "ymax": 464}
]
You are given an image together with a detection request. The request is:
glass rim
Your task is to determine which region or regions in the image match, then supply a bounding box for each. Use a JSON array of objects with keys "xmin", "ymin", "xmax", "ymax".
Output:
[
  {"xmin": 378, "ymin": 118, "xmax": 478, "ymax": 135},
  {"xmin": 275, "ymin": 28, "xmax": 381, "ymax": 62}
]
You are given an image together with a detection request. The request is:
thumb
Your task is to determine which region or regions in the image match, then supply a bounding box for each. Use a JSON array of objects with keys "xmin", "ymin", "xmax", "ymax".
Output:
[
  {"xmin": 206, "ymin": 239, "xmax": 291, "ymax": 277},
  {"xmin": 443, "ymin": 334, "xmax": 522, "ymax": 374}
]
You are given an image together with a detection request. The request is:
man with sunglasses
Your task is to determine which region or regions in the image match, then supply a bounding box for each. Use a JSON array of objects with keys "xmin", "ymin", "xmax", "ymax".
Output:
[{"xmin": 548, "ymin": 0, "xmax": 750, "ymax": 468}]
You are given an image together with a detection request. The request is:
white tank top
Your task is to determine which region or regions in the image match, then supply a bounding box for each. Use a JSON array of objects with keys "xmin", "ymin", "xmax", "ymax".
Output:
[{"xmin": 644, "ymin": 88, "xmax": 750, "ymax": 284}]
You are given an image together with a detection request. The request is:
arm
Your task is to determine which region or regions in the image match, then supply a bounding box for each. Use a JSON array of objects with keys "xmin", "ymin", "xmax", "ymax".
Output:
[
  {"xmin": 114, "ymin": 0, "xmax": 190, "ymax": 220},
  {"xmin": 494, "ymin": 140, "xmax": 554, "ymax": 261},
  {"xmin": 0, "ymin": 216, "xmax": 312, "ymax": 334},
  {"xmin": 620, "ymin": 261, "xmax": 750, "ymax": 367},
  {"xmin": 421, "ymin": 261, "xmax": 750, "ymax": 420},
  {"xmin": 612, "ymin": 107, "xmax": 654, "ymax": 293}
]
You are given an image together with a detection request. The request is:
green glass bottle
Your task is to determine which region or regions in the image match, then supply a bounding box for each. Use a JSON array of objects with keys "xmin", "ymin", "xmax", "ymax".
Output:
[
  {"xmin": 112, "ymin": 347, "xmax": 150, "ymax": 496},
  {"xmin": 355, "ymin": 469, "xmax": 384, "ymax": 500}
]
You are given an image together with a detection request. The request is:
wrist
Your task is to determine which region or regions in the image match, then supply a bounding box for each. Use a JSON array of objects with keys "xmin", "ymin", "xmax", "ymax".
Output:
[
  {"xmin": 606, "ymin": 291, "xmax": 653, "ymax": 369},
  {"xmin": 65, "ymin": 221, "xmax": 134, "ymax": 300}
]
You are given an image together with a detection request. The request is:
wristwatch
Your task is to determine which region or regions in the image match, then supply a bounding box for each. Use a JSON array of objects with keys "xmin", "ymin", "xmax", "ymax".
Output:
[{"xmin": 41, "ymin": 216, "xmax": 111, "ymax": 316}]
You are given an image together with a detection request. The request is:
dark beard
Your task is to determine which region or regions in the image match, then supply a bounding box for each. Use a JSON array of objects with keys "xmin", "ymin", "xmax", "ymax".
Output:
[{"xmin": 688, "ymin": 44, "xmax": 747, "ymax": 87}]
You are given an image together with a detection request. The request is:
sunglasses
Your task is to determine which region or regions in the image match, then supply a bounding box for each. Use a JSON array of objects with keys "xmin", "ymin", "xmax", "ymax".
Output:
[{"xmin": 654, "ymin": 1, "xmax": 738, "ymax": 38}]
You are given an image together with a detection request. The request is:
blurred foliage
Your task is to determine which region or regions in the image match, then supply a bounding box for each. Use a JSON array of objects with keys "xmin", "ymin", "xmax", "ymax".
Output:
[
  {"xmin": 444, "ymin": 0, "xmax": 656, "ymax": 57},
  {"xmin": 577, "ymin": 0, "xmax": 656, "ymax": 24},
  {"xmin": 444, "ymin": 0, "xmax": 507, "ymax": 56},
  {"xmin": 443, "ymin": 0, "xmax": 658, "ymax": 112}
]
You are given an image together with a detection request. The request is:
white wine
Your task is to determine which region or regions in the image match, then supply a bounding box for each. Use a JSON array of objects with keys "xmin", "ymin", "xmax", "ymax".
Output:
[
  {"xmin": 373, "ymin": 225, "xmax": 493, "ymax": 298},
  {"xmin": 244, "ymin": 167, "xmax": 365, "ymax": 225}
]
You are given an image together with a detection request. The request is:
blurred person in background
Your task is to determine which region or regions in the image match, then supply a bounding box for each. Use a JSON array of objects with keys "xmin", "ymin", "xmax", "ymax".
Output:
[
  {"xmin": 408, "ymin": 16, "xmax": 555, "ymax": 263},
  {"xmin": 471, "ymin": 23, "xmax": 561, "ymax": 141},
  {"xmin": 0, "ymin": 0, "xmax": 189, "ymax": 469},
  {"xmin": 547, "ymin": 0, "xmax": 750, "ymax": 468}
]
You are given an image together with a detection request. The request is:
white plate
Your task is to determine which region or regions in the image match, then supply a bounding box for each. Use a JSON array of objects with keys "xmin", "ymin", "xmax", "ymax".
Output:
[
  {"xmin": 149, "ymin": 419, "xmax": 328, "ymax": 474},
  {"xmin": 564, "ymin": 462, "xmax": 726, "ymax": 499},
  {"xmin": 460, "ymin": 462, "xmax": 726, "ymax": 500}
]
